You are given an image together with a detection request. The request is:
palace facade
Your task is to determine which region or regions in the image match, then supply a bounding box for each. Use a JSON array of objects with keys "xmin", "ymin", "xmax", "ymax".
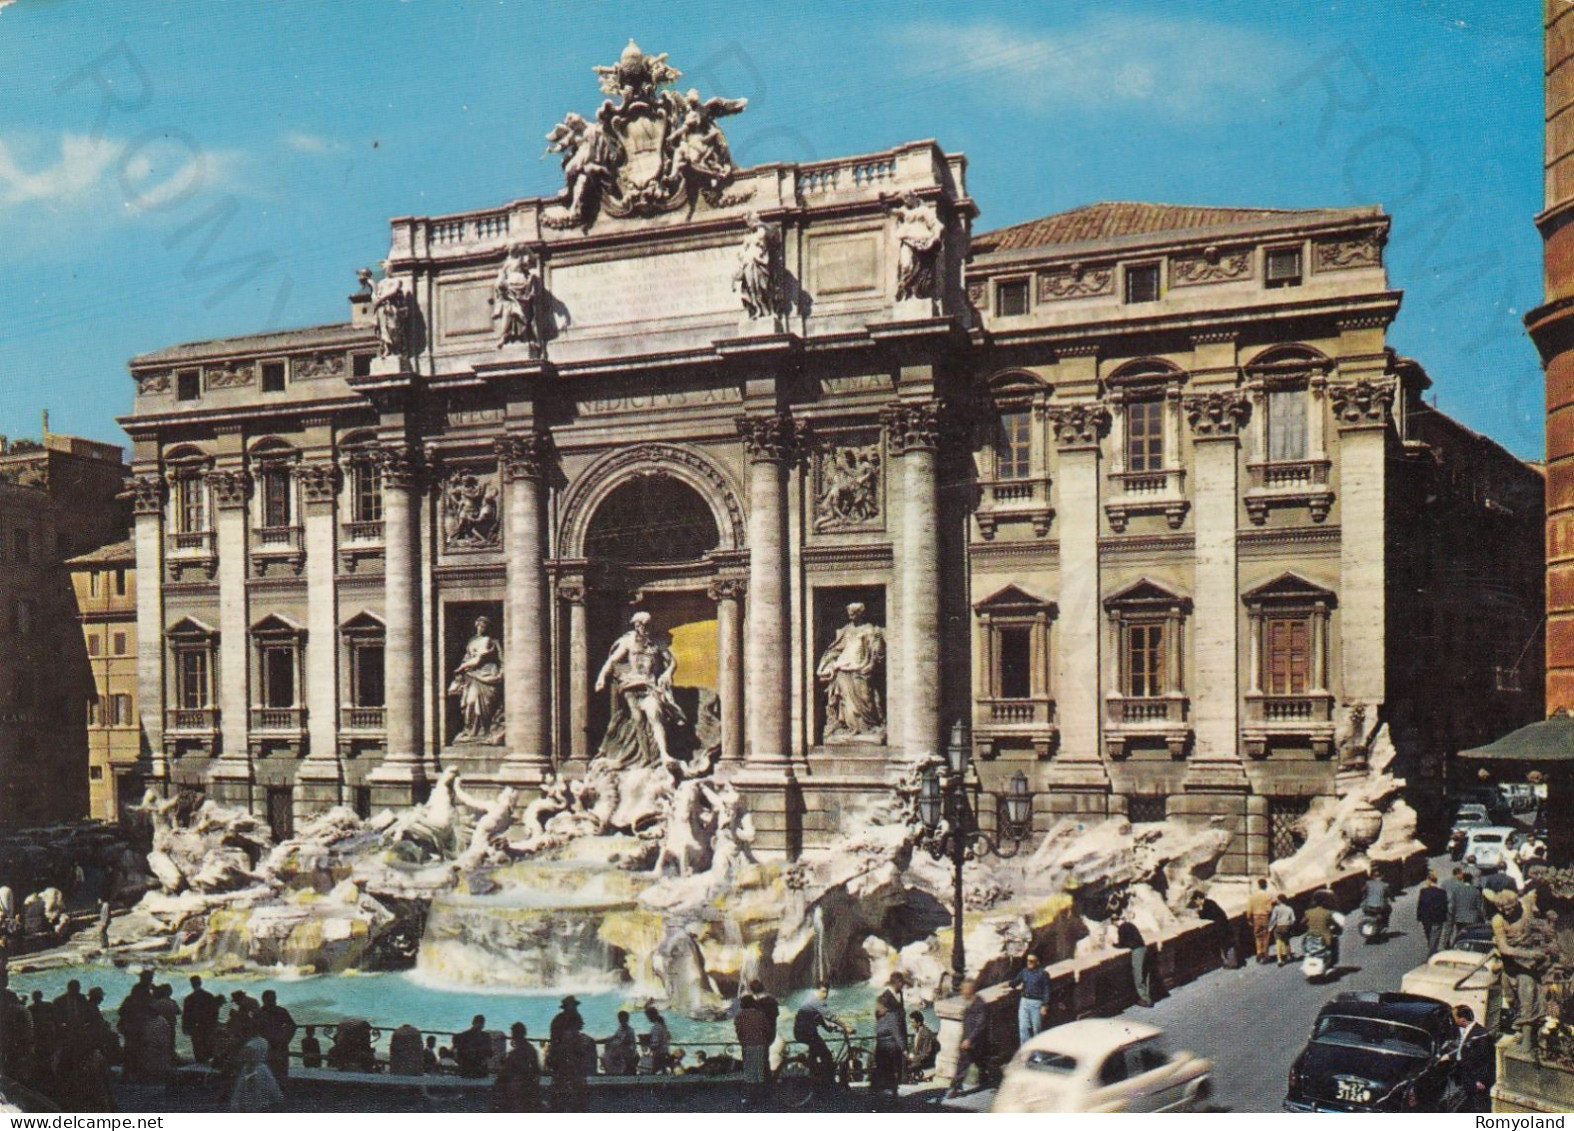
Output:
[{"xmin": 121, "ymin": 44, "xmax": 1541, "ymax": 869}]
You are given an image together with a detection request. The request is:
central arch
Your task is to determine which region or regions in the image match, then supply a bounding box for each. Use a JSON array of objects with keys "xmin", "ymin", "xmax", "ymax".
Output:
[{"xmin": 558, "ymin": 442, "xmax": 746, "ymax": 560}]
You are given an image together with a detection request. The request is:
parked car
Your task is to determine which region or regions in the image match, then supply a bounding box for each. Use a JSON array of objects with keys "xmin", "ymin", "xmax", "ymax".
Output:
[
  {"xmin": 1400, "ymin": 949, "xmax": 1502, "ymax": 1030},
  {"xmin": 991, "ymin": 1019, "xmax": 1213, "ymax": 1113},
  {"xmin": 1284, "ymin": 993, "xmax": 1466, "ymax": 1112},
  {"xmin": 1450, "ymin": 805, "xmax": 1492, "ymax": 859},
  {"xmin": 1462, "ymin": 826, "xmax": 1520, "ymax": 871},
  {"xmin": 1450, "ymin": 924, "xmax": 1494, "ymax": 956}
]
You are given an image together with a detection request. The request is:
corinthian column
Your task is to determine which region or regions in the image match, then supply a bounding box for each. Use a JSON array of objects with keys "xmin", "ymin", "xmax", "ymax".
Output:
[
  {"xmin": 883, "ymin": 401, "xmax": 944, "ymax": 762},
  {"xmin": 208, "ymin": 467, "xmax": 252, "ymax": 804},
  {"xmin": 709, "ymin": 577, "xmax": 747, "ymax": 761},
  {"xmin": 368, "ymin": 444, "xmax": 424, "ymax": 800},
  {"xmin": 499, "ymin": 434, "xmax": 553, "ymax": 780},
  {"xmin": 737, "ymin": 413, "xmax": 800, "ymax": 767}
]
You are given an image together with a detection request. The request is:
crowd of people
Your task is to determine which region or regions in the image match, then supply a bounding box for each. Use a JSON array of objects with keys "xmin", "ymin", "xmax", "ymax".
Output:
[{"xmin": 0, "ymin": 968, "xmax": 948, "ymax": 1112}]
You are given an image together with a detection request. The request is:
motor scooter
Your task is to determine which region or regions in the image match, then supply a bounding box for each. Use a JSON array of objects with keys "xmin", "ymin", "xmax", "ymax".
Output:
[
  {"xmin": 1359, "ymin": 903, "xmax": 1390, "ymax": 944},
  {"xmin": 1300, "ymin": 933, "xmax": 1331, "ymax": 982}
]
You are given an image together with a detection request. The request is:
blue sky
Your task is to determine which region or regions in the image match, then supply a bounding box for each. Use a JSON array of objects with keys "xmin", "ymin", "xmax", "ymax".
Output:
[{"xmin": 0, "ymin": 1, "xmax": 1544, "ymax": 456}]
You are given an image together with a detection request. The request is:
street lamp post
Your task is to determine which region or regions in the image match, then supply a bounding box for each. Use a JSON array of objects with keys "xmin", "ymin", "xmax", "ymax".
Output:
[{"xmin": 917, "ymin": 719, "xmax": 1036, "ymax": 993}]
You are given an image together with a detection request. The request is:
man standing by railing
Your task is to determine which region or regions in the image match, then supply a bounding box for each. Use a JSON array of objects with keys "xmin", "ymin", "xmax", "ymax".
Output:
[{"xmin": 1008, "ymin": 953, "xmax": 1050, "ymax": 1044}]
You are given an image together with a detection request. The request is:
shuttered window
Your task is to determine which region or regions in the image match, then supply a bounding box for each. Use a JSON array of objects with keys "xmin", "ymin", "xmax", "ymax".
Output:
[{"xmin": 1265, "ymin": 616, "xmax": 1310, "ymax": 695}]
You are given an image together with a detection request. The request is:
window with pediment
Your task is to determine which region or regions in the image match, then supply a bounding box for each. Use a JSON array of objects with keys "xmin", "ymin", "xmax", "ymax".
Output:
[
  {"xmin": 1242, "ymin": 346, "xmax": 1335, "ymax": 524},
  {"xmin": 1104, "ymin": 359, "xmax": 1189, "ymax": 531}
]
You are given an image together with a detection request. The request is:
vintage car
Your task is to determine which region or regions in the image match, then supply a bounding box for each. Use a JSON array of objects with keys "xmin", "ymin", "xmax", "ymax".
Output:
[
  {"xmin": 1462, "ymin": 826, "xmax": 1521, "ymax": 871},
  {"xmin": 1284, "ymin": 993, "xmax": 1466, "ymax": 1112},
  {"xmin": 1400, "ymin": 949, "xmax": 1502, "ymax": 1029},
  {"xmin": 991, "ymin": 1019, "xmax": 1212, "ymax": 1113}
]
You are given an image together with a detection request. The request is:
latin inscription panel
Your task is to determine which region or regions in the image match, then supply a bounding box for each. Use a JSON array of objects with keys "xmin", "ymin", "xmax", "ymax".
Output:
[
  {"xmin": 440, "ymin": 282, "xmax": 495, "ymax": 340},
  {"xmin": 551, "ymin": 245, "xmax": 738, "ymax": 331},
  {"xmin": 809, "ymin": 233, "xmax": 881, "ymax": 296}
]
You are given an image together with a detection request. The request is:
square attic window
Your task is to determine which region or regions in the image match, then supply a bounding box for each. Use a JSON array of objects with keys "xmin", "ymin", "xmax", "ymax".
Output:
[
  {"xmin": 261, "ymin": 361, "xmax": 287, "ymax": 393},
  {"xmin": 996, "ymin": 278, "xmax": 1030, "ymax": 317}
]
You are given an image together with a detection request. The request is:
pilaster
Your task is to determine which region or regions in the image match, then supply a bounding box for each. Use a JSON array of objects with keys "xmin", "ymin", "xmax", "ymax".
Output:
[
  {"xmin": 1330, "ymin": 374, "xmax": 1395, "ymax": 705},
  {"xmin": 297, "ymin": 459, "xmax": 342, "ymax": 813},
  {"xmin": 1043, "ymin": 401, "xmax": 1111, "ymax": 795},
  {"xmin": 709, "ymin": 577, "xmax": 747, "ymax": 762},
  {"xmin": 1183, "ymin": 389, "xmax": 1251, "ymax": 789},
  {"xmin": 208, "ymin": 466, "xmax": 252, "ymax": 800},
  {"xmin": 131, "ymin": 474, "xmax": 167, "ymax": 787}
]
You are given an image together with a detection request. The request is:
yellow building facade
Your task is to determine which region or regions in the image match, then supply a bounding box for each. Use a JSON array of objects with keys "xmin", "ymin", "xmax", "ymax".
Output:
[{"xmin": 68, "ymin": 540, "xmax": 141, "ymax": 821}]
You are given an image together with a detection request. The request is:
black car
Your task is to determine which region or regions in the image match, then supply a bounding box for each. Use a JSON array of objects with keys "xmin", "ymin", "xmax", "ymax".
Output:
[{"xmin": 1283, "ymin": 993, "xmax": 1466, "ymax": 1112}]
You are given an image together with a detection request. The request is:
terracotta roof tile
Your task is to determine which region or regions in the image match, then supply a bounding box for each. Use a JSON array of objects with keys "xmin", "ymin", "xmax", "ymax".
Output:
[
  {"xmin": 971, "ymin": 202, "xmax": 1367, "ymax": 254},
  {"xmin": 65, "ymin": 538, "xmax": 135, "ymax": 566}
]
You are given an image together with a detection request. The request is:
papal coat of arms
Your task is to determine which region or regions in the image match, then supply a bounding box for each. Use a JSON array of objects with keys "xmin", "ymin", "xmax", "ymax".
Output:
[{"xmin": 543, "ymin": 39, "xmax": 752, "ymax": 229}]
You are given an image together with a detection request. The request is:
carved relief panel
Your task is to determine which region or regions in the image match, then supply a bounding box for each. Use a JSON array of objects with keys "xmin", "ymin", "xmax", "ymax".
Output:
[
  {"xmin": 812, "ymin": 432, "xmax": 884, "ymax": 533},
  {"xmin": 440, "ymin": 465, "xmax": 502, "ymax": 551}
]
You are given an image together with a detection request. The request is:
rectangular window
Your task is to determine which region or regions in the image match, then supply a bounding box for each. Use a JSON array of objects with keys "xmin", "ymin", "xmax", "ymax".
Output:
[
  {"xmin": 89, "ymin": 571, "xmax": 100, "ymax": 597},
  {"xmin": 996, "ymin": 279, "xmax": 1030, "ymax": 317},
  {"xmin": 13, "ymin": 530, "xmax": 29, "ymax": 563},
  {"xmin": 998, "ymin": 626, "xmax": 1033, "ymax": 700},
  {"xmin": 261, "ymin": 468, "xmax": 292, "ymax": 529},
  {"xmin": 114, "ymin": 693, "xmax": 132, "ymax": 725},
  {"xmin": 995, "ymin": 410, "xmax": 1032, "ymax": 481},
  {"xmin": 1124, "ymin": 263, "xmax": 1160, "ymax": 304},
  {"xmin": 1265, "ymin": 247, "xmax": 1303, "ymax": 289},
  {"xmin": 1126, "ymin": 623, "xmax": 1165, "ymax": 698},
  {"xmin": 115, "ymin": 569, "xmax": 127, "ymax": 596},
  {"xmin": 176, "ymin": 370, "xmax": 200, "ymax": 401},
  {"xmin": 177, "ymin": 475, "xmax": 207, "ymax": 534},
  {"xmin": 352, "ymin": 464, "xmax": 383, "ymax": 524},
  {"xmin": 353, "ymin": 786, "xmax": 373, "ymax": 820},
  {"xmin": 1265, "ymin": 617, "xmax": 1311, "ymax": 695},
  {"xmin": 112, "ymin": 632, "xmax": 127, "ymax": 655},
  {"xmin": 1266, "ymin": 388, "xmax": 1308, "ymax": 462},
  {"xmin": 88, "ymin": 635, "xmax": 101, "ymax": 657},
  {"xmin": 1126, "ymin": 399, "xmax": 1165, "ymax": 473},
  {"xmin": 352, "ymin": 643, "xmax": 386, "ymax": 707},
  {"xmin": 260, "ymin": 645, "xmax": 296, "ymax": 709},
  {"xmin": 352, "ymin": 353, "xmax": 374, "ymax": 378},
  {"xmin": 87, "ymin": 698, "xmax": 99, "ymax": 726},
  {"xmin": 90, "ymin": 766, "xmax": 104, "ymax": 781},
  {"xmin": 261, "ymin": 361, "xmax": 287, "ymax": 393},
  {"xmin": 177, "ymin": 650, "xmax": 209, "ymax": 710}
]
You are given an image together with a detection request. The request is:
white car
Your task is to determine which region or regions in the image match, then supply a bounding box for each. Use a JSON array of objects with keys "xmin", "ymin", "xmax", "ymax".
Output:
[
  {"xmin": 1463, "ymin": 826, "xmax": 1520, "ymax": 870},
  {"xmin": 990, "ymin": 1019, "xmax": 1213, "ymax": 1113},
  {"xmin": 1399, "ymin": 948, "xmax": 1502, "ymax": 1030}
]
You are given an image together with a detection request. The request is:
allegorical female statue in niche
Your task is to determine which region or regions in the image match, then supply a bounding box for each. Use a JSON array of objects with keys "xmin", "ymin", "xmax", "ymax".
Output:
[
  {"xmin": 593, "ymin": 611, "xmax": 686, "ymax": 772},
  {"xmin": 448, "ymin": 616, "xmax": 505, "ymax": 744},
  {"xmin": 818, "ymin": 602, "xmax": 886, "ymax": 743}
]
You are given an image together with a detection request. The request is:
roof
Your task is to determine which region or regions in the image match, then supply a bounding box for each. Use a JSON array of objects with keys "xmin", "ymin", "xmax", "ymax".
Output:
[
  {"xmin": 971, "ymin": 201, "xmax": 1382, "ymax": 255},
  {"xmin": 65, "ymin": 539, "xmax": 135, "ymax": 567},
  {"xmin": 1320, "ymin": 993, "xmax": 1451, "ymax": 1023},
  {"xmin": 1458, "ymin": 714, "xmax": 1574, "ymax": 762},
  {"xmin": 1022, "ymin": 1018, "xmax": 1162, "ymax": 1059},
  {"xmin": 131, "ymin": 321, "xmax": 371, "ymax": 367}
]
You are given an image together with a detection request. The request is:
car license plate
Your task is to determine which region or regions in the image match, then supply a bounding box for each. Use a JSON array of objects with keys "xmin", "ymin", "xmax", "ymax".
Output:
[{"xmin": 1335, "ymin": 1078, "xmax": 1373, "ymax": 1105}]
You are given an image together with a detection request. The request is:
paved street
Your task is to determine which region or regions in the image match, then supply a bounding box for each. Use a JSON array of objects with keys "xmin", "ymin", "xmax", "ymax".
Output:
[{"xmin": 1110, "ymin": 867, "xmax": 1437, "ymax": 1112}]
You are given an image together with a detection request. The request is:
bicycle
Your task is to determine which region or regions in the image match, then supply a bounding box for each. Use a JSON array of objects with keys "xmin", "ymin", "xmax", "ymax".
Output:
[{"xmin": 776, "ymin": 1026, "xmax": 856, "ymax": 1109}]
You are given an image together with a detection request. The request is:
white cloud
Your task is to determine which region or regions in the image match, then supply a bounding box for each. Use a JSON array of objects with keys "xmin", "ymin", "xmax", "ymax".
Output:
[
  {"xmin": 283, "ymin": 131, "xmax": 339, "ymax": 155},
  {"xmin": 897, "ymin": 13, "xmax": 1284, "ymax": 119},
  {"xmin": 0, "ymin": 131, "xmax": 242, "ymax": 215}
]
